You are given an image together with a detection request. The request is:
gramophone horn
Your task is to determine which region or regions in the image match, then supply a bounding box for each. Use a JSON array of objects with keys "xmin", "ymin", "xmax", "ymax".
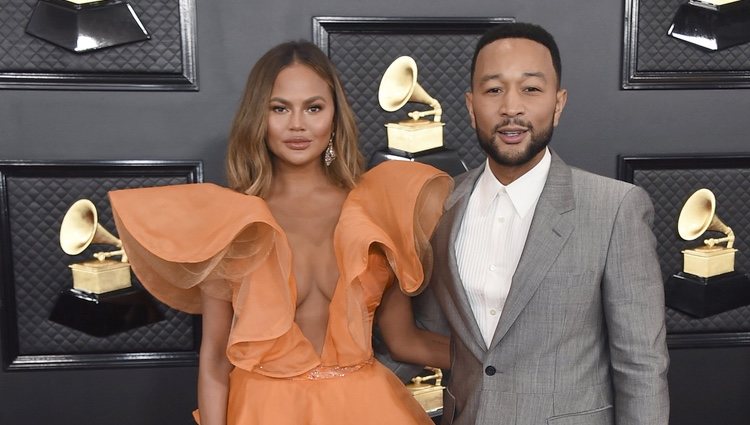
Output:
[
  {"xmin": 677, "ymin": 188, "xmax": 734, "ymax": 248},
  {"xmin": 378, "ymin": 56, "xmax": 441, "ymax": 121},
  {"xmin": 60, "ymin": 199, "xmax": 121, "ymax": 256}
]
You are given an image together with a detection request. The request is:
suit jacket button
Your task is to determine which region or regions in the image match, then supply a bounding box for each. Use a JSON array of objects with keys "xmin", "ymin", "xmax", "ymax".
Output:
[{"xmin": 485, "ymin": 366, "xmax": 496, "ymax": 376}]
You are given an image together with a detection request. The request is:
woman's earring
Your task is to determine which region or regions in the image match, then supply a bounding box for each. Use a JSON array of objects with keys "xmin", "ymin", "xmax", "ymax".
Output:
[{"xmin": 324, "ymin": 132, "xmax": 336, "ymax": 167}]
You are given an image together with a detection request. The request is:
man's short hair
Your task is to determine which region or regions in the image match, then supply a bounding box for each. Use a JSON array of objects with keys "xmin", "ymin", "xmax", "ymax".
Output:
[{"xmin": 470, "ymin": 22, "xmax": 562, "ymax": 87}]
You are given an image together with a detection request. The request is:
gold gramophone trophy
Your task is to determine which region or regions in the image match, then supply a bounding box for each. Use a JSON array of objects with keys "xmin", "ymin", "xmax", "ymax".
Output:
[
  {"xmin": 49, "ymin": 198, "xmax": 163, "ymax": 336},
  {"xmin": 379, "ymin": 56, "xmax": 444, "ymax": 154},
  {"xmin": 406, "ymin": 366, "xmax": 445, "ymax": 416},
  {"xmin": 665, "ymin": 188, "xmax": 750, "ymax": 317},
  {"xmin": 60, "ymin": 199, "xmax": 131, "ymax": 294},
  {"xmin": 369, "ymin": 56, "xmax": 467, "ymax": 176}
]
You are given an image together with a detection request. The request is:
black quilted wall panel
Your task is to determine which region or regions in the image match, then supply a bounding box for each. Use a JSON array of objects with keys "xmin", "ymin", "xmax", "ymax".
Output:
[
  {"xmin": 0, "ymin": 0, "xmax": 197, "ymax": 90},
  {"xmin": 1, "ymin": 0, "xmax": 182, "ymax": 73},
  {"xmin": 637, "ymin": 0, "xmax": 750, "ymax": 73},
  {"xmin": 623, "ymin": 0, "xmax": 750, "ymax": 88},
  {"xmin": 0, "ymin": 161, "xmax": 202, "ymax": 369},
  {"xmin": 317, "ymin": 18, "xmax": 515, "ymax": 170},
  {"xmin": 621, "ymin": 157, "xmax": 750, "ymax": 337}
]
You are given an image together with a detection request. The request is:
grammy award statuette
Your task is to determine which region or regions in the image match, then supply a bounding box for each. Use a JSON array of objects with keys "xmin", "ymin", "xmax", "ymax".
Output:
[
  {"xmin": 665, "ymin": 188, "xmax": 750, "ymax": 317},
  {"xmin": 48, "ymin": 198, "xmax": 163, "ymax": 337},
  {"xmin": 378, "ymin": 56, "xmax": 444, "ymax": 154},
  {"xmin": 369, "ymin": 56, "xmax": 467, "ymax": 176}
]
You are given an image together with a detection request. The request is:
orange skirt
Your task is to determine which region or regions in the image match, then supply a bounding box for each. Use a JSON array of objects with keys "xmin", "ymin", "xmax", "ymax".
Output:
[{"xmin": 198, "ymin": 361, "xmax": 434, "ymax": 425}]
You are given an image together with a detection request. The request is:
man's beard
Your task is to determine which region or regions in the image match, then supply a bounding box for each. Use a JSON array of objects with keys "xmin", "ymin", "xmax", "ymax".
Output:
[{"xmin": 476, "ymin": 117, "xmax": 554, "ymax": 166}]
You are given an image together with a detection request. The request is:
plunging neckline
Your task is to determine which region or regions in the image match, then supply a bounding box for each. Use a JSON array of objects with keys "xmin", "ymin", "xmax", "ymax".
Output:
[{"xmin": 265, "ymin": 193, "xmax": 351, "ymax": 359}]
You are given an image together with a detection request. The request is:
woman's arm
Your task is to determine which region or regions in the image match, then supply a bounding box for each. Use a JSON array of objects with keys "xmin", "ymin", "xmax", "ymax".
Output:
[
  {"xmin": 198, "ymin": 293, "xmax": 234, "ymax": 425},
  {"xmin": 377, "ymin": 282, "xmax": 450, "ymax": 370}
]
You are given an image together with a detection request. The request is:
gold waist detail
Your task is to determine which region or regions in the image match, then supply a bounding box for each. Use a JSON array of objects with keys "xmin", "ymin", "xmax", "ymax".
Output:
[{"xmin": 291, "ymin": 358, "xmax": 374, "ymax": 381}]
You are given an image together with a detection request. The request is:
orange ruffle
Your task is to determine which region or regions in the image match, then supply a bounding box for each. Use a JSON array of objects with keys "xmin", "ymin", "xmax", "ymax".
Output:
[{"xmin": 109, "ymin": 161, "xmax": 452, "ymax": 378}]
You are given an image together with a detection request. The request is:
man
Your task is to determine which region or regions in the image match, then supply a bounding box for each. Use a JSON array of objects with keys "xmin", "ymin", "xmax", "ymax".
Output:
[{"xmin": 414, "ymin": 22, "xmax": 669, "ymax": 425}]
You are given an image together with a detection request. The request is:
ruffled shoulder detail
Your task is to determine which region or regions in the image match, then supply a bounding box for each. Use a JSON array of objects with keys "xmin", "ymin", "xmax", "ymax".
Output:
[
  {"xmin": 338, "ymin": 161, "xmax": 453, "ymax": 295},
  {"xmin": 109, "ymin": 183, "xmax": 288, "ymax": 314}
]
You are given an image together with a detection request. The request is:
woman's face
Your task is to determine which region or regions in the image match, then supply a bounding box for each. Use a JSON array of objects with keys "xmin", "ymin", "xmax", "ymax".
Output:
[{"xmin": 266, "ymin": 63, "xmax": 335, "ymax": 169}]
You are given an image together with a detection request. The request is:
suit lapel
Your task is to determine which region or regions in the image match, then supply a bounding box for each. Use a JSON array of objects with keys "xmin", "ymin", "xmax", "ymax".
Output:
[
  {"xmin": 438, "ymin": 167, "xmax": 487, "ymax": 358},
  {"xmin": 488, "ymin": 152, "xmax": 576, "ymax": 350}
]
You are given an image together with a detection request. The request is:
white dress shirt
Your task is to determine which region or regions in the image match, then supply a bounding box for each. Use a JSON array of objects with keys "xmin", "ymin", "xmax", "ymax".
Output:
[{"xmin": 455, "ymin": 148, "xmax": 551, "ymax": 347}]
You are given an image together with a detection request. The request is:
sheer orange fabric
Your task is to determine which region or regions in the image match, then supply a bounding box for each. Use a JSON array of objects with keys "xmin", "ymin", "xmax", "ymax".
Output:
[{"xmin": 109, "ymin": 161, "xmax": 452, "ymax": 425}]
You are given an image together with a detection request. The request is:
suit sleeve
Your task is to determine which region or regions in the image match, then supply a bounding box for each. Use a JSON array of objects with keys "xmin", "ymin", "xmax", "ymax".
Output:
[{"xmin": 602, "ymin": 185, "xmax": 670, "ymax": 424}]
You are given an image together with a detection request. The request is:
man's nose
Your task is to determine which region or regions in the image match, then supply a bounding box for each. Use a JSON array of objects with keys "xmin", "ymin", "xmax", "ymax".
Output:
[{"xmin": 499, "ymin": 91, "xmax": 524, "ymax": 117}]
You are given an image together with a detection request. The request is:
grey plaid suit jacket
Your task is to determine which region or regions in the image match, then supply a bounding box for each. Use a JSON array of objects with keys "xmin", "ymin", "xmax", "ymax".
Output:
[{"xmin": 413, "ymin": 150, "xmax": 670, "ymax": 425}]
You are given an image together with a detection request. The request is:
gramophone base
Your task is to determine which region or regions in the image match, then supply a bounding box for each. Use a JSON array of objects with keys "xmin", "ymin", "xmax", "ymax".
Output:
[
  {"xmin": 665, "ymin": 271, "xmax": 750, "ymax": 318},
  {"xmin": 682, "ymin": 247, "xmax": 737, "ymax": 278},
  {"xmin": 385, "ymin": 120, "xmax": 444, "ymax": 154},
  {"xmin": 369, "ymin": 147, "xmax": 467, "ymax": 177},
  {"xmin": 70, "ymin": 259, "xmax": 132, "ymax": 294},
  {"xmin": 49, "ymin": 286, "xmax": 164, "ymax": 337},
  {"xmin": 668, "ymin": 1, "xmax": 750, "ymax": 51},
  {"xmin": 25, "ymin": 0, "xmax": 151, "ymax": 53}
]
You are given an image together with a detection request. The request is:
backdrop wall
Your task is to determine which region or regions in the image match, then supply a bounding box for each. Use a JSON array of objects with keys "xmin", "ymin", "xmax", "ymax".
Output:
[{"xmin": 1, "ymin": 1, "xmax": 748, "ymax": 424}]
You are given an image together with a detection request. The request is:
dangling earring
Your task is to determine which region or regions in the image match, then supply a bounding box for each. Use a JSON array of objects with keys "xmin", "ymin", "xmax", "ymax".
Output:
[{"xmin": 324, "ymin": 132, "xmax": 336, "ymax": 167}]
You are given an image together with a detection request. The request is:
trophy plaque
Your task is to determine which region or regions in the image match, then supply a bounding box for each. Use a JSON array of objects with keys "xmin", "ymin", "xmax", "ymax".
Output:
[
  {"xmin": 26, "ymin": 0, "xmax": 151, "ymax": 53},
  {"xmin": 665, "ymin": 188, "xmax": 750, "ymax": 317},
  {"xmin": 406, "ymin": 367, "xmax": 445, "ymax": 416},
  {"xmin": 370, "ymin": 56, "xmax": 467, "ymax": 177},
  {"xmin": 49, "ymin": 198, "xmax": 162, "ymax": 336}
]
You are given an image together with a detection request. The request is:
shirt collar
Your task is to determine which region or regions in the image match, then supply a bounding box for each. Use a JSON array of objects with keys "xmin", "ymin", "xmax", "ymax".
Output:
[{"xmin": 474, "ymin": 148, "xmax": 551, "ymax": 218}]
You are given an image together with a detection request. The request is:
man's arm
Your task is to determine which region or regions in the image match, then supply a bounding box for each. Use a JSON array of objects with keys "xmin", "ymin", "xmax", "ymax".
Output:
[{"xmin": 602, "ymin": 185, "xmax": 670, "ymax": 425}]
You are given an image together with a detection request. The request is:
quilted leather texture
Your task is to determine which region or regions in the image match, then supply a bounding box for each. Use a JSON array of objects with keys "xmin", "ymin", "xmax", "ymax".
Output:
[
  {"xmin": 4, "ymin": 173, "xmax": 196, "ymax": 356},
  {"xmin": 636, "ymin": 0, "xmax": 750, "ymax": 72},
  {"xmin": 633, "ymin": 167, "xmax": 750, "ymax": 333},
  {"xmin": 327, "ymin": 32, "xmax": 486, "ymax": 169},
  {"xmin": 0, "ymin": 0, "xmax": 182, "ymax": 73}
]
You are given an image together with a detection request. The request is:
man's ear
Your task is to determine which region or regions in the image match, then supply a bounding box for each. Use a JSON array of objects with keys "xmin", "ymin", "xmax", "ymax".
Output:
[
  {"xmin": 553, "ymin": 88, "xmax": 567, "ymax": 127},
  {"xmin": 465, "ymin": 91, "xmax": 477, "ymax": 129}
]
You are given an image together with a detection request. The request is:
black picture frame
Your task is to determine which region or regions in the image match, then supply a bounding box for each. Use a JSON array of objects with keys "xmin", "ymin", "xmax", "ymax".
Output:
[
  {"xmin": 313, "ymin": 16, "xmax": 514, "ymax": 54},
  {"xmin": 0, "ymin": 0, "xmax": 197, "ymax": 91},
  {"xmin": 622, "ymin": 0, "xmax": 750, "ymax": 89},
  {"xmin": 0, "ymin": 160, "xmax": 203, "ymax": 370},
  {"xmin": 312, "ymin": 16, "xmax": 514, "ymax": 170},
  {"xmin": 618, "ymin": 154, "xmax": 750, "ymax": 348}
]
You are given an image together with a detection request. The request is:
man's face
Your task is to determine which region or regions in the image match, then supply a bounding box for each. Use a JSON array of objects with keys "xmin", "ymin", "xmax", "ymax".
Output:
[{"xmin": 466, "ymin": 38, "xmax": 567, "ymax": 179}]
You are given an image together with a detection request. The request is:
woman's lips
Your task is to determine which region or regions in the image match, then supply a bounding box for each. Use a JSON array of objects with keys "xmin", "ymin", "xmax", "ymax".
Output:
[{"xmin": 283, "ymin": 139, "xmax": 312, "ymax": 150}]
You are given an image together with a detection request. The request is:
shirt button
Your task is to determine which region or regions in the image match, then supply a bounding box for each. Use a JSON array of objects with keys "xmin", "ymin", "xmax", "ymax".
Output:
[
  {"xmin": 489, "ymin": 265, "xmax": 497, "ymax": 271},
  {"xmin": 489, "ymin": 309, "xmax": 497, "ymax": 316},
  {"xmin": 485, "ymin": 366, "xmax": 496, "ymax": 376}
]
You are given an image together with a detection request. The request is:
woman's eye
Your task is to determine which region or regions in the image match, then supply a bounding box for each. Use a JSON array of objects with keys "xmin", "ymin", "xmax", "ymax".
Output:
[
  {"xmin": 271, "ymin": 105, "xmax": 287, "ymax": 113},
  {"xmin": 308, "ymin": 104, "xmax": 322, "ymax": 113}
]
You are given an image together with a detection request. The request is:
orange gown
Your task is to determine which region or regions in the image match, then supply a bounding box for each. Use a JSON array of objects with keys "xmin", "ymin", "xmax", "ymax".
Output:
[{"xmin": 108, "ymin": 161, "xmax": 452, "ymax": 425}]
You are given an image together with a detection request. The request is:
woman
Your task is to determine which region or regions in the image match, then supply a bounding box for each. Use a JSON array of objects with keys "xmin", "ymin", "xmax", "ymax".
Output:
[{"xmin": 109, "ymin": 41, "xmax": 452, "ymax": 425}]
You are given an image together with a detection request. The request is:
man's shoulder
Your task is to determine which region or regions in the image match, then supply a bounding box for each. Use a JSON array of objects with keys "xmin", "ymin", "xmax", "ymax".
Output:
[{"xmin": 568, "ymin": 165, "xmax": 636, "ymax": 194}]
